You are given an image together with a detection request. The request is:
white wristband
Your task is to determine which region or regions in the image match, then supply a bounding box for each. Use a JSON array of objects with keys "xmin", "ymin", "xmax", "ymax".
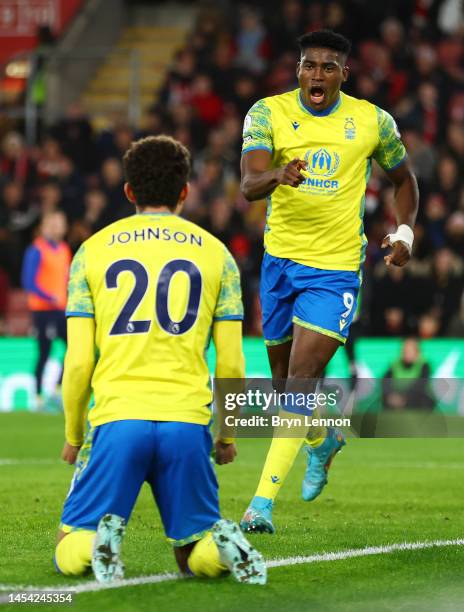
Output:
[{"xmin": 387, "ymin": 224, "xmax": 414, "ymax": 253}]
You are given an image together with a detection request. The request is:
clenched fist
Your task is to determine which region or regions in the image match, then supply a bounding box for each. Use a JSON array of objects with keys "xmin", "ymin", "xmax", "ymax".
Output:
[{"xmin": 381, "ymin": 235, "xmax": 411, "ymax": 267}]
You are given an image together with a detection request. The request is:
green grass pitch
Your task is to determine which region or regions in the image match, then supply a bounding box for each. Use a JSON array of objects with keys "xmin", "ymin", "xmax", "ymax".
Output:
[{"xmin": 1, "ymin": 412, "xmax": 464, "ymax": 611}]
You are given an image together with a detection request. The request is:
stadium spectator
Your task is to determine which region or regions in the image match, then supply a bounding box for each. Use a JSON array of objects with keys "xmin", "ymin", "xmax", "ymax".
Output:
[
  {"xmin": 99, "ymin": 157, "xmax": 131, "ymax": 220},
  {"xmin": 50, "ymin": 102, "xmax": 96, "ymax": 175},
  {"xmin": 36, "ymin": 138, "xmax": 69, "ymax": 180},
  {"xmin": 382, "ymin": 338, "xmax": 436, "ymax": 410},
  {"xmin": 0, "ymin": 180, "xmax": 38, "ymax": 285},
  {"xmin": 229, "ymin": 73, "xmax": 259, "ymax": 119},
  {"xmin": 56, "ymin": 157, "xmax": 86, "ymax": 222},
  {"xmin": 234, "ymin": 7, "xmax": 270, "ymax": 74},
  {"xmin": 97, "ymin": 124, "xmax": 135, "ymax": 164},
  {"xmin": 36, "ymin": 180, "xmax": 63, "ymax": 215},
  {"xmin": 158, "ymin": 48, "xmax": 197, "ymax": 109},
  {"xmin": 190, "ymin": 74, "xmax": 224, "ymax": 126},
  {"xmin": 0, "ymin": 132, "xmax": 36, "ymax": 189}
]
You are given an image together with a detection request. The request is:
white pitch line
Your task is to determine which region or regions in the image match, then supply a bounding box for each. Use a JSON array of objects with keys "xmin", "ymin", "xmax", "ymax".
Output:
[
  {"xmin": 0, "ymin": 538, "xmax": 463, "ymax": 596},
  {"xmin": 0, "ymin": 459, "xmax": 59, "ymax": 466},
  {"xmin": 266, "ymin": 538, "xmax": 464, "ymax": 568}
]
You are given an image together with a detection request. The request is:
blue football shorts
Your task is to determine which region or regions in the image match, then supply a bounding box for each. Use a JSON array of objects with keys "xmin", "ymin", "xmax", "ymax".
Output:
[
  {"xmin": 260, "ymin": 252, "xmax": 361, "ymax": 346},
  {"xmin": 60, "ymin": 420, "xmax": 220, "ymax": 546}
]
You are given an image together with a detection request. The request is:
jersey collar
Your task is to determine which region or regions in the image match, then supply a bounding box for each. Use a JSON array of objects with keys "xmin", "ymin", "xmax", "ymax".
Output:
[
  {"xmin": 297, "ymin": 90, "xmax": 342, "ymax": 117},
  {"xmin": 138, "ymin": 211, "xmax": 173, "ymax": 216}
]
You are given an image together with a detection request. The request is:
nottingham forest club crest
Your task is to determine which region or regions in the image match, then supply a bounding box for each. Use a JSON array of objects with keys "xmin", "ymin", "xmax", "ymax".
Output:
[{"xmin": 344, "ymin": 117, "xmax": 356, "ymax": 140}]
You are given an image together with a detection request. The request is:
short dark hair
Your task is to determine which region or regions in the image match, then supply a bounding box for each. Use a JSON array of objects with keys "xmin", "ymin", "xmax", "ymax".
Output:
[
  {"xmin": 298, "ymin": 29, "xmax": 351, "ymax": 58},
  {"xmin": 123, "ymin": 135, "xmax": 191, "ymax": 209}
]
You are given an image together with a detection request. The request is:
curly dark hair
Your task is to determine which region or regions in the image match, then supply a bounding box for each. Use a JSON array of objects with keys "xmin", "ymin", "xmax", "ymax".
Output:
[
  {"xmin": 298, "ymin": 29, "xmax": 351, "ymax": 58},
  {"xmin": 122, "ymin": 135, "xmax": 191, "ymax": 209}
]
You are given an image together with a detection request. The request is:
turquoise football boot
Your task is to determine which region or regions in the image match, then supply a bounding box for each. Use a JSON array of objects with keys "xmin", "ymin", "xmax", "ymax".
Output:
[
  {"xmin": 92, "ymin": 514, "xmax": 126, "ymax": 583},
  {"xmin": 212, "ymin": 519, "xmax": 267, "ymax": 584},
  {"xmin": 302, "ymin": 427, "xmax": 346, "ymax": 501},
  {"xmin": 239, "ymin": 496, "xmax": 275, "ymax": 534}
]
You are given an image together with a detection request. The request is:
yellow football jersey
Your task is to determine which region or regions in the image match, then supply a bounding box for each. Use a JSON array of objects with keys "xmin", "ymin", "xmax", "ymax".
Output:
[
  {"xmin": 66, "ymin": 212, "xmax": 243, "ymax": 427},
  {"xmin": 242, "ymin": 90, "xmax": 407, "ymax": 271}
]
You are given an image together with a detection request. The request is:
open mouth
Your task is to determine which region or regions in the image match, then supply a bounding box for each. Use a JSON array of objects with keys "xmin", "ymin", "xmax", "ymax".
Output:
[{"xmin": 309, "ymin": 86, "xmax": 325, "ymax": 105}]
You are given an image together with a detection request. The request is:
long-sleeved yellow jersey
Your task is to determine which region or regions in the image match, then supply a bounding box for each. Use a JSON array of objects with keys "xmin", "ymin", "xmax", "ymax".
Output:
[
  {"xmin": 66, "ymin": 212, "xmax": 243, "ymax": 427},
  {"xmin": 242, "ymin": 90, "xmax": 407, "ymax": 271}
]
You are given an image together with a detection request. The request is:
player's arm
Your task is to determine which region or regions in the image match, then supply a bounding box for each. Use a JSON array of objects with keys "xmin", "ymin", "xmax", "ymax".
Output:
[
  {"xmin": 373, "ymin": 107, "xmax": 419, "ymax": 267},
  {"xmin": 61, "ymin": 243, "xmax": 95, "ymax": 464},
  {"xmin": 241, "ymin": 151, "xmax": 307, "ymax": 201},
  {"xmin": 212, "ymin": 247, "xmax": 246, "ymax": 465},
  {"xmin": 61, "ymin": 317, "xmax": 96, "ymax": 464},
  {"xmin": 213, "ymin": 320, "xmax": 245, "ymax": 465},
  {"xmin": 382, "ymin": 159, "xmax": 419, "ymax": 267},
  {"xmin": 21, "ymin": 245, "xmax": 56, "ymax": 303},
  {"xmin": 240, "ymin": 98, "xmax": 306, "ymax": 201}
]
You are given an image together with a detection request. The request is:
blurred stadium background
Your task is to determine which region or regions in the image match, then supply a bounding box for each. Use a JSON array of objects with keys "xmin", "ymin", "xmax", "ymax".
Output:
[{"xmin": 0, "ymin": 0, "xmax": 464, "ymax": 410}]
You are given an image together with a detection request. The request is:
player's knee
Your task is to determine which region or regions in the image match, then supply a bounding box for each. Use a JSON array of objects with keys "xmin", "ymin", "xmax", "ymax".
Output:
[
  {"xmin": 54, "ymin": 530, "xmax": 95, "ymax": 576},
  {"xmin": 187, "ymin": 533, "xmax": 227, "ymax": 578},
  {"xmin": 288, "ymin": 357, "xmax": 323, "ymax": 379}
]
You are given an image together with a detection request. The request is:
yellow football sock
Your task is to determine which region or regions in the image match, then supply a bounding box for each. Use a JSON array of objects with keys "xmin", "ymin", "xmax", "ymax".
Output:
[
  {"xmin": 255, "ymin": 434, "xmax": 305, "ymax": 500},
  {"xmin": 306, "ymin": 408, "xmax": 328, "ymax": 448},
  {"xmin": 188, "ymin": 532, "xmax": 227, "ymax": 578},
  {"xmin": 54, "ymin": 530, "xmax": 95, "ymax": 576}
]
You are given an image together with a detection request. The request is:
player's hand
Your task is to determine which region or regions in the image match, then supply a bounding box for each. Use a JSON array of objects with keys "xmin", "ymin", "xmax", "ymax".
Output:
[
  {"xmin": 214, "ymin": 440, "xmax": 237, "ymax": 465},
  {"xmin": 61, "ymin": 442, "xmax": 81, "ymax": 465},
  {"xmin": 381, "ymin": 236, "xmax": 411, "ymax": 267},
  {"xmin": 276, "ymin": 158, "xmax": 307, "ymax": 188}
]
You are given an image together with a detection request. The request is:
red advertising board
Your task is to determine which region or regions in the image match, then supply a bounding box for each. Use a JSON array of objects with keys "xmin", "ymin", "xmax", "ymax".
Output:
[{"xmin": 0, "ymin": 0, "xmax": 82, "ymax": 63}]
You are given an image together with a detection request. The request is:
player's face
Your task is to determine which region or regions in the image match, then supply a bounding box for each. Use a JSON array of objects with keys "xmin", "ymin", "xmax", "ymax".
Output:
[{"xmin": 297, "ymin": 47, "xmax": 348, "ymax": 111}]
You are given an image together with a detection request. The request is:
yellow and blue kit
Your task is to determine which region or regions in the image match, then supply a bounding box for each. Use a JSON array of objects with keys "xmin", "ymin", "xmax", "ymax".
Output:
[
  {"xmin": 60, "ymin": 212, "xmax": 243, "ymax": 545},
  {"xmin": 242, "ymin": 89, "xmax": 407, "ymax": 344}
]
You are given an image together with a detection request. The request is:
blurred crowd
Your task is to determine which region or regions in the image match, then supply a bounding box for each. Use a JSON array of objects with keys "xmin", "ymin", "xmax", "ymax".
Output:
[{"xmin": 1, "ymin": 0, "xmax": 464, "ymax": 337}]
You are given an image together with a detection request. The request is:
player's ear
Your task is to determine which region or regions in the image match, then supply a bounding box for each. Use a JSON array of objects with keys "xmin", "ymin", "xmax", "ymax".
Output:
[
  {"xmin": 296, "ymin": 61, "xmax": 301, "ymax": 78},
  {"xmin": 124, "ymin": 182, "xmax": 136, "ymax": 204},
  {"xmin": 342, "ymin": 65, "xmax": 349, "ymax": 82},
  {"xmin": 175, "ymin": 183, "xmax": 189, "ymax": 214},
  {"xmin": 180, "ymin": 183, "xmax": 189, "ymax": 203}
]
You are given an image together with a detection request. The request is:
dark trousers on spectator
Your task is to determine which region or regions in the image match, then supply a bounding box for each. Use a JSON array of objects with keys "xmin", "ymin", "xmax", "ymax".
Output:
[{"xmin": 32, "ymin": 310, "xmax": 67, "ymax": 396}]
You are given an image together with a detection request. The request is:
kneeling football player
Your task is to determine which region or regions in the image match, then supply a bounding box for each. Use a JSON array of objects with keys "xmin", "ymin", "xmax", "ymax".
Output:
[{"xmin": 53, "ymin": 136, "xmax": 266, "ymax": 585}]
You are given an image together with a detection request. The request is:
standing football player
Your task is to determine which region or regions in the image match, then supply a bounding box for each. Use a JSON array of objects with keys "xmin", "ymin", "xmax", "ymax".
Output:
[
  {"xmin": 54, "ymin": 136, "xmax": 266, "ymax": 585},
  {"xmin": 240, "ymin": 30, "xmax": 418, "ymax": 533}
]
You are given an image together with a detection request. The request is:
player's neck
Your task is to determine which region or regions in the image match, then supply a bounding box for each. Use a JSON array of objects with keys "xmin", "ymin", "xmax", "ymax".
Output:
[
  {"xmin": 299, "ymin": 90, "xmax": 342, "ymax": 115},
  {"xmin": 136, "ymin": 205, "xmax": 173, "ymax": 215}
]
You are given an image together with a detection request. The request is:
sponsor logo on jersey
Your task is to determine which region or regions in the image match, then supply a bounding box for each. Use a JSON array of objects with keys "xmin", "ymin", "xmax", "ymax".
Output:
[
  {"xmin": 305, "ymin": 148, "xmax": 340, "ymax": 177},
  {"xmin": 298, "ymin": 148, "xmax": 341, "ymax": 195},
  {"xmin": 292, "ymin": 120, "xmax": 300, "ymax": 130}
]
